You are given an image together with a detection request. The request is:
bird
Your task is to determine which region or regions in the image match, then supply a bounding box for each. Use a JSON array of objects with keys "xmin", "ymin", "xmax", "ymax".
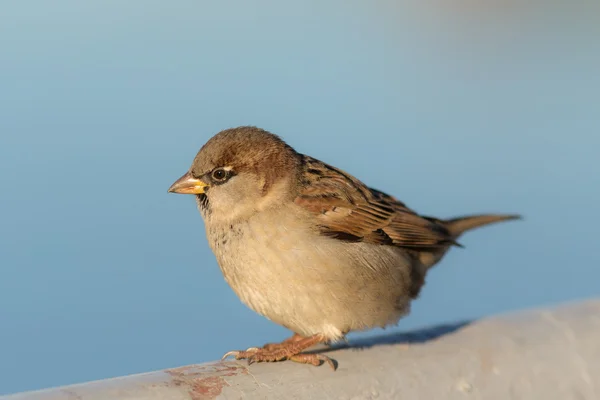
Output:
[{"xmin": 168, "ymin": 126, "xmax": 520, "ymax": 369}]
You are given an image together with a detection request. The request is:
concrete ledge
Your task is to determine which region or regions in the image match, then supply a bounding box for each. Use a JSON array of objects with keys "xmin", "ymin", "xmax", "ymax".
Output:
[{"xmin": 3, "ymin": 299, "xmax": 599, "ymax": 399}]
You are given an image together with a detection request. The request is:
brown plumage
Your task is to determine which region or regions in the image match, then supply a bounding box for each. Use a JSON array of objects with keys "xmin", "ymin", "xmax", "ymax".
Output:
[
  {"xmin": 168, "ymin": 126, "xmax": 521, "ymax": 369},
  {"xmin": 297, "ymin": 155, "xmax": 509, "ymax": 248}
]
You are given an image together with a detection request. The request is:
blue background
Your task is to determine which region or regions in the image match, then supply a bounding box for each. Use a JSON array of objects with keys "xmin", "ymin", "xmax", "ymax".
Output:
[{"xmin": 1, "ymin": 0, "xmax": 598, "ymax": 395}]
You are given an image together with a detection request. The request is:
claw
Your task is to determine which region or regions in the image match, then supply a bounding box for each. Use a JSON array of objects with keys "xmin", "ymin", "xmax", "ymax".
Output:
[
  {"xmin": 322, "ymin": 355, "xmax": 336, "ymax": 371},
  {"xmin": 246, "ymin": 352, "xmax": 273, "ymax": 365},
  {"xmin": 222, "ymin": 347, "xmax": 260, "ymax": 361},
  {"xmin": 221, "ymin": 350, "xmax": 239, "ymax": 361}
]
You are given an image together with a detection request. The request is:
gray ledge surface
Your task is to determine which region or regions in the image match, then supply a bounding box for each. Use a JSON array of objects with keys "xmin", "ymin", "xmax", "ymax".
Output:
[{"xmin": 3, "ymin": 299, "xmax": 599, "ymax": 400}]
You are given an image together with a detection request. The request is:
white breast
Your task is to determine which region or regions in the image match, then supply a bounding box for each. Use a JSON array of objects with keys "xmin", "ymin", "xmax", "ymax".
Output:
[{"xmin": 204, "ymin": 205, "xmax": 414, "ymax": 340}]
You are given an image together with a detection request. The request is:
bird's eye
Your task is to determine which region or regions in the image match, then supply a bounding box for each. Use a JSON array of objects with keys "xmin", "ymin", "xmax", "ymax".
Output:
[{"xmin": 211, "ymin": 168, "xmax": 228, "ymax": 181}]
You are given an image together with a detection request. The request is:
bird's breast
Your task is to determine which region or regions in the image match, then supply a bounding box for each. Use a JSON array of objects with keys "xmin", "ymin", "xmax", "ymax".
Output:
[{"xmin": 202, "ymin": 208, "xmax": 415, "ymax": 339}]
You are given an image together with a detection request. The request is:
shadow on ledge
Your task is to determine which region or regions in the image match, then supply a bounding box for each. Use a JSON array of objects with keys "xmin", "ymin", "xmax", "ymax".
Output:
[{"xmin": 316, "ymin": 319, "xmax": 473, "ymax": 354}]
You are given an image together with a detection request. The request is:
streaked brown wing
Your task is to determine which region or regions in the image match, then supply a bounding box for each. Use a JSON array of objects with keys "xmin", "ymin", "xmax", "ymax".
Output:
[{"xmin": 294, "ymin": 156, "xmax": 456, "ymax": 249}]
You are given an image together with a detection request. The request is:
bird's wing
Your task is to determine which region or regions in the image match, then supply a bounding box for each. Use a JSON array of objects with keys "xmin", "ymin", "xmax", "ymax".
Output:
[{"xmin": 294, "ymin": 156, "xmax": 457, "ymax": 248}]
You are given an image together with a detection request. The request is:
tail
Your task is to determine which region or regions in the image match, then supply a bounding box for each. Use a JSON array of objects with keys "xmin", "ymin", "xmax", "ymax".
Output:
[
  {"xmin": 413, "ymin": 213, "xmax": 521, "ymax": 281},
  {"xmin": 443, "ymin": 214, "xmax": 522, "ymax": 240},
  {"xmin": 413, "ymin": 213, "xmax": 521, "ymax": 276}
]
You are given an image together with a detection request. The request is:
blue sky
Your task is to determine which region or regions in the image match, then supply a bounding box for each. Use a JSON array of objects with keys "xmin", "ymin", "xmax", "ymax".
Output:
[{"xmin": 1, "ymin": 0, "xmax": 599, "ymax": 395}]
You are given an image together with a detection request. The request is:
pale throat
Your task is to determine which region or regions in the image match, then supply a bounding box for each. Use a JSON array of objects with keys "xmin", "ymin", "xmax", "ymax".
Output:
[{"xmin": 201, "ymin": 175, "xmax": 297, "ymax": 227}]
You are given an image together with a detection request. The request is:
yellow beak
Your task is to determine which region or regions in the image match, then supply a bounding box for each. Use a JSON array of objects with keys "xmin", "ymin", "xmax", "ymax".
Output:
[{"xmin": 168, "ymin": 172, "xmax": 209, "ymax": 194}]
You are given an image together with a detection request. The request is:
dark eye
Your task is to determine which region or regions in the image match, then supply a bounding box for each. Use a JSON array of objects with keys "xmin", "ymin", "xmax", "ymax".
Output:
[{"xmin": 211, "ymin": 168, "xmax": 228, "ymax": 181}]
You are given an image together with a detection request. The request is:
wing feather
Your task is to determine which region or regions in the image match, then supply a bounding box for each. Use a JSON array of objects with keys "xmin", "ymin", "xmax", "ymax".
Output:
[{"xmin": 294, "ymin": 156, "xmax": 456, "ymax": 249}]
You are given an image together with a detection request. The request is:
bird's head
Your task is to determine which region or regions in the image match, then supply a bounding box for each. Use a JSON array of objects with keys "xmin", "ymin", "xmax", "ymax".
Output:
[{"xmin": 168, "ymin": 126, "xmax": 301, "ymax": 224}]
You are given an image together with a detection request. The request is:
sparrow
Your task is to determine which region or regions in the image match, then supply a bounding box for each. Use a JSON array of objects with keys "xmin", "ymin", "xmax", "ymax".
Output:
[{"xmin": 168, "ymin": 126, "xmax": 520, "ymax": 369}]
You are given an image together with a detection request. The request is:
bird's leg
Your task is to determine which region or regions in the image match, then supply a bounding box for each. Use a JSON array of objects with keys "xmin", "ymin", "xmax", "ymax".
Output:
[
  {"xmin": 261, "ymin": 333, "xmax": 305, "ymax": 351},
  {"xmin": 222, "ymin": 333, "xmax": 335, "ymax": 369},
  {"xmin": 232, "ymin": 333, "xmax": 305, "ymax": 354}
]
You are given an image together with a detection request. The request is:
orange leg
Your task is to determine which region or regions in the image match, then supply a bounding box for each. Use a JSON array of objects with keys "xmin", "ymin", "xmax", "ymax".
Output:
[{"xmin": 261, "ymin": 333, "xmax": 305, "ymax": 351}]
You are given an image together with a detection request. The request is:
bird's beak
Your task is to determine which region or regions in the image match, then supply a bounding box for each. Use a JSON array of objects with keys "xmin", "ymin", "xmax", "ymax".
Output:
[{"xmin": 168, "ymin": 172, "xmax": 209, "ymax": 194}]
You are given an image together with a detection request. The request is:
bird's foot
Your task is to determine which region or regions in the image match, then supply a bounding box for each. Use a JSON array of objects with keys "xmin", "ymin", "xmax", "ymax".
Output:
[{"xmin": 222, "ymin": 333, "xmax": 335, "ymax": 369}]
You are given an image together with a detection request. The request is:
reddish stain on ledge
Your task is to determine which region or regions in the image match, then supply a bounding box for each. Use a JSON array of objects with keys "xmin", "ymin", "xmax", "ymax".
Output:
[{"xmin": 164, "ymin": 363, "xmax": 248, "ymax": 399}]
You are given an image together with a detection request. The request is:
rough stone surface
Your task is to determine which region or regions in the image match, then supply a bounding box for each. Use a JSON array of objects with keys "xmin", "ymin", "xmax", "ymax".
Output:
[{"xmin": 2, "ymin": 299, "xmax": 599, "ymax": 400}]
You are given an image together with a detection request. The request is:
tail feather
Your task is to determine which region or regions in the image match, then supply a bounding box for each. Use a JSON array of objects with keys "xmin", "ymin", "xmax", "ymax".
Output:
[
  {"xmin": 414, "ymin": 213, "xmax": 521, "ymax": 274},
  {"xmin": 444, "ymin": 214, "xmax": 522, "ymax": 238}
]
